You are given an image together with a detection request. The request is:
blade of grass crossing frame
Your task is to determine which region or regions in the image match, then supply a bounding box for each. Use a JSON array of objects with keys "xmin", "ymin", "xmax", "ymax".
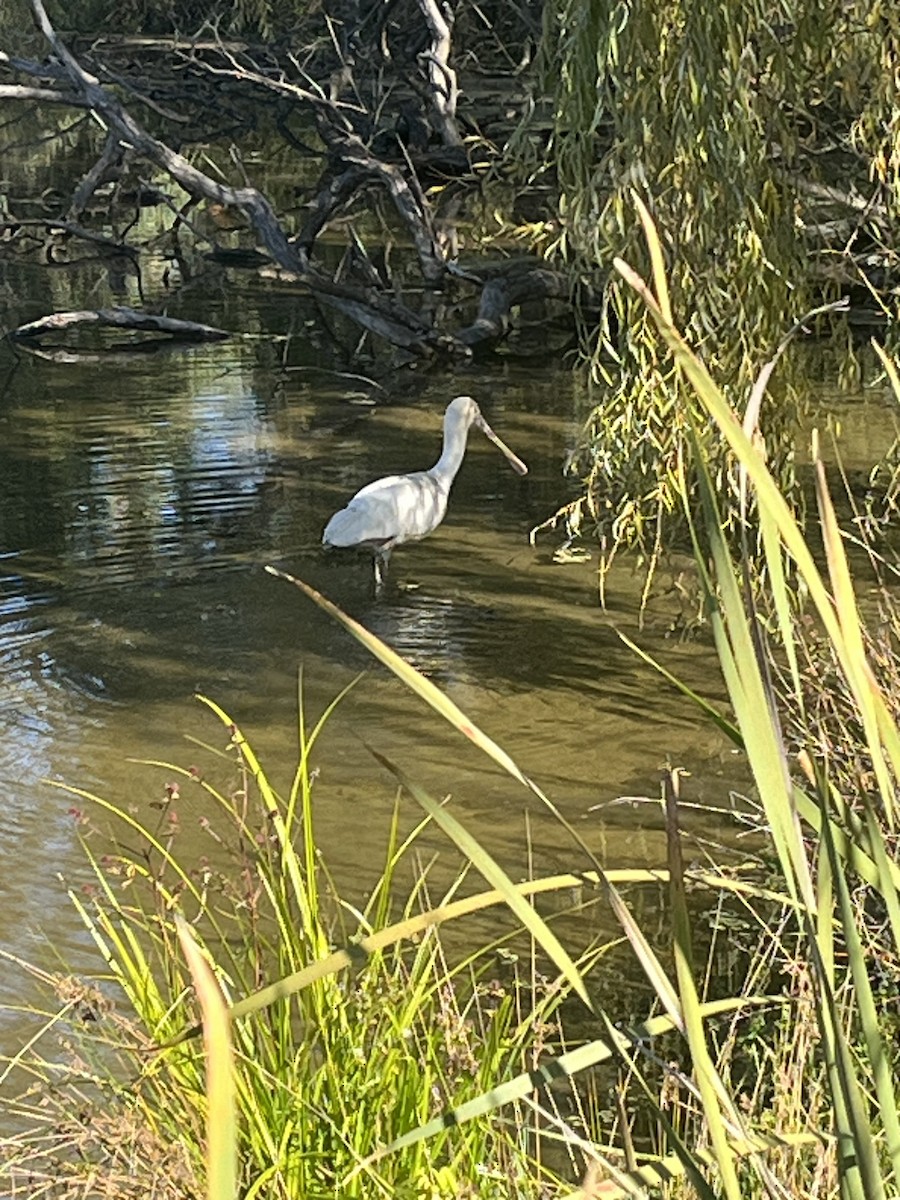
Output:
[
  {"xmin": 617, "ymin": 631, "xmax": 743, "ymax": 746},
  {"xmin": 741, "ymin": 311, "xmax": 829, "ymax": 723},
  {"xmin": 265, "ymin": 565, "xmax": 608, "ymax": 877},
  {"xmin": 176, "ymin": 916, "xmax": 238, "ymax": 1200},
  {"xmin": 264, "ymin": 567, "xmax": 536, "ymax": 791},
  {"xmin": 151, "ymin": 870, "xmax": 766, "ymax": 1043},
  {"xmin": 368, "ymin": 746, "xmax": 591, "ymax": 1009},
  {"xmin": 633, "ymin": 192, "xmax": 672, "ymax": 324},
  {"xmin": 758, "ymin": 502, "xmax": 805, "ymax": 719},
  {"xmin": 605, "ymin": 883, "xmax": 682, "ymax": 1028},
  {"xmin": 688, "ymin": 437, "xmax": 815, "ymax": 909}
]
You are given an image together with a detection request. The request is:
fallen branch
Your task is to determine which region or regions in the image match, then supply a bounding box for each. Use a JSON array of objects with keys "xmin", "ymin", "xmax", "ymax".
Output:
[
  {"xmin": 456, "ymin": 262, "xmax": 582, "ymax": 349},
  {"xmin": 15, "ymin": 0, "xmax": 457, "ymax": 356},
  {"xmin": 303, "ymin": 118, "xmax": 446, "ymax": 283},
  {"xmin": 10, "ymin": 307, "xmax": 230, "ymax": 344}
]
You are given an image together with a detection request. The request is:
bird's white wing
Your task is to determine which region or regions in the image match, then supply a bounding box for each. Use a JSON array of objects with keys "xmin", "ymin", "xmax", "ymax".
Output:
[{"xmin": 323, "ymin": 473, "xmax": 449, "ymax": 548}]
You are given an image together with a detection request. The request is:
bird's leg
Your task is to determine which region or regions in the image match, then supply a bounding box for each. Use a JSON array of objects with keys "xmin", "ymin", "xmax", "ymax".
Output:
[{"xmin": 374, "ymin": 549, "xmax": 390, "ymax": 595}]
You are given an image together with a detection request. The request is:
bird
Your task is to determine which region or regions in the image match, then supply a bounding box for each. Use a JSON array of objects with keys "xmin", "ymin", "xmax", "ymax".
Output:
[{"xmin": 322, "ymin": 395, "xmax": 528, "ymax": 593}]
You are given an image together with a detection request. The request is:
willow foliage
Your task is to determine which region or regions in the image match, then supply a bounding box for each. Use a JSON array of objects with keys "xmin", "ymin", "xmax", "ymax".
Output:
[{"xmin": 536, "ymin": 0, "xmax": 899, "ymax": 561}]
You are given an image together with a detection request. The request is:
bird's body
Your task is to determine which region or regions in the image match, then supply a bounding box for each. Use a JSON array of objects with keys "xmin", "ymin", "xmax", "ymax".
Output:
[{"xmin": 322, "ymin": 395, "xmax": 527, "ymax": 592}]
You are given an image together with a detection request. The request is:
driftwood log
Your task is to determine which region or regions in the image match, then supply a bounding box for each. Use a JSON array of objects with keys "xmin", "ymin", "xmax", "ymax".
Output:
[{"xmin": 9, "ymin": 307, "xmax": 230, "ymax": 345}]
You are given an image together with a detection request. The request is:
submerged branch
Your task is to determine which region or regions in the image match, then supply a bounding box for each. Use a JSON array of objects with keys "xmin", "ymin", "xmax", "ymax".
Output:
[{"xmin": 457, "ymin": 262, "xmax": 587, "ymax": 349}]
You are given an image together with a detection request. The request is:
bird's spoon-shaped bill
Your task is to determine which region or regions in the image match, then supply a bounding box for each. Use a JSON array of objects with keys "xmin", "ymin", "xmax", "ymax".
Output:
[{"xmin": 474, "ymin": 414, "xmax": 528, "ymax": 475}]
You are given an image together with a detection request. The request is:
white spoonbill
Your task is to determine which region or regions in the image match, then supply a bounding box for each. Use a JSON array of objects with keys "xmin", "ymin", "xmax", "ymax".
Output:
[{"xmin": 322, "ymin": 395, "xmax": 528, "ymax": 593}]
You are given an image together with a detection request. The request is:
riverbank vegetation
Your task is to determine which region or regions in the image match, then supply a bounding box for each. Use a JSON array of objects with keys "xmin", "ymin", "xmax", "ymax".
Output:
[
  {"xmin": 532, "ymin": 0, "xmax": 900, "ymax": 566},
  {"xmin": 3, "ymin": 217, "xmax": 900, "ymax": 1197}
]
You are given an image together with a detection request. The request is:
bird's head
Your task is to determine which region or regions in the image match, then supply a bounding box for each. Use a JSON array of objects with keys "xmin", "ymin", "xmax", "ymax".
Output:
[{"xmin": 446, "ymin": 395, "xmax": 528, "ymax": 475}]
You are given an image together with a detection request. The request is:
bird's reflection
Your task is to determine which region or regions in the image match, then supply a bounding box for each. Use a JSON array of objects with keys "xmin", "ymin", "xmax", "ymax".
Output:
[{"xmin": 355, "ymin": 587, "xmax": 502, "ymax": 689}]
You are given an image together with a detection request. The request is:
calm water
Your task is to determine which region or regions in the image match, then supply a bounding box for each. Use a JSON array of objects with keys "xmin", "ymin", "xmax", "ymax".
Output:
[{"xmin": 1, "ymin": 146, "xmax": 895, "ymax": 1080}]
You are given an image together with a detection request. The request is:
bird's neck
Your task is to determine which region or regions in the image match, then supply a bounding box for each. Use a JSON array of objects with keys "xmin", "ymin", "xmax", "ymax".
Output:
[{"xmin": 431, "ymin": 424, "xmax": 469, "ymax": 486}]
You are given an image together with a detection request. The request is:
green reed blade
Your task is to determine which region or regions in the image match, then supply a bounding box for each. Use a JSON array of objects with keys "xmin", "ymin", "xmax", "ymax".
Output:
[
  {"xmin": 366, "ymin": 746, "xmax": 591, "ymax": 1010},
  {"xmin": 176, "ymin": 917, "xmax": 238, "ymax": 1200}
]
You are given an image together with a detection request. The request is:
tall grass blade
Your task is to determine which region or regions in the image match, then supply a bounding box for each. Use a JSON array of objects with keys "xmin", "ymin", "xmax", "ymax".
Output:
[
  {"xmin": 604, "ymin": 884, "xmax": 682, "ymax": 1028},
  {"xmin": 815, "ymin": 766, "xmax": 900, "ymax": 1186},
  {"xmin": 663, "ymin": 771, "xmax": 743, "ymax": 1200},
  {"xmin": 367, "ymin": 746, "xmax": 591, "ymax": 1009},
  {"xmin": 176, "ymin": 916, "xmax": 238, "ymax": 1200},
  {"xmin": 265, "ymin": 565, "xmax": 607, "ymax": 874},
  {"xmin": 264, "ymin": 566, "xmax": 536, "ymax": 791},
  {"xmin": 633, "ymin": 191, "xmax": 672, "ymax": 324},
  {"xmin": 688, "ymin": 432, "xmax": 815, "ymax": 911},
  {"xmin": 616, "ymin": 631, "xmax": 742, "ymax": 746}
]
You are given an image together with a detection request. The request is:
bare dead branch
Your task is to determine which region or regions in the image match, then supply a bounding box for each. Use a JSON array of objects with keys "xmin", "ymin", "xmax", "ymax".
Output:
[
  {"xmin": 10, "ymin": 307, "xmax": 229, "ymax": 344},
  {"xmin": 309, "ymin": 120, "xmax": 446, "ymax": 283},
  {"xmin": 16, "ymin": 0, "xmax": 459, "ymax": 357},
  {"xmin": 417, "ymin": 0, "xmax": 462, "ymax": 147},
  {"xmin": 0, "ymin": 83, "xmax": 90, "ymax": 105},
  {"xmin": 69, "ymin": 131, "xmax": 125, "ymax": 220},
  {"xmin": 178, "ymin": 32, "xmax": 448, "ymax": 282}
]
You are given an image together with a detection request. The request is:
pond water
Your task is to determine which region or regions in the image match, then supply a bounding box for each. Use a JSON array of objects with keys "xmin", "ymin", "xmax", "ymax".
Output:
[
  {"xmin": 0, "ymin": 260, "xmax": 744, "ymax": 1048},
  {"xmin": 1, "ymin": 151, "xmax": 896, "ymax": 1082}
]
